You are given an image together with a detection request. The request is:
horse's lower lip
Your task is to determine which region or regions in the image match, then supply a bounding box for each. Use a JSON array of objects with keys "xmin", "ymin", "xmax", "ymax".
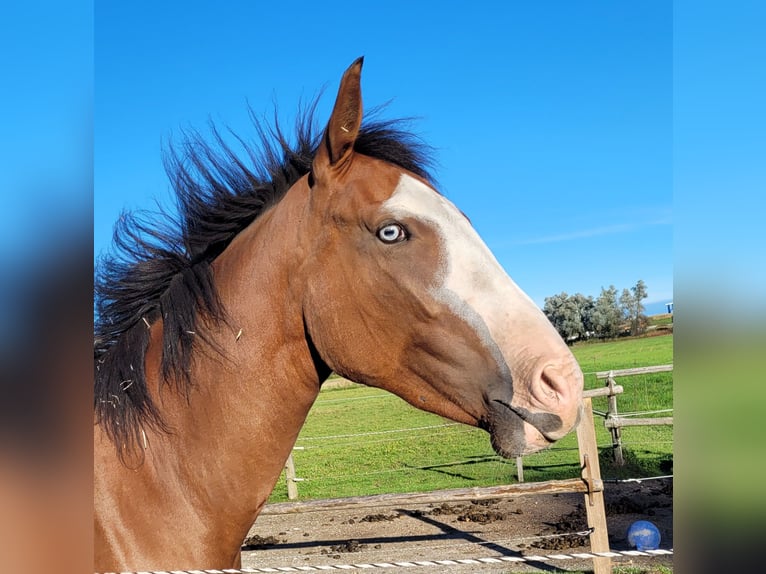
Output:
[
  {"xmin": 482, "ymin": 399, "xmax": 559, "ymax": 458},
  {"xmin": 492, "ymin": 399, "xmax": 559, "ymax": 444}
]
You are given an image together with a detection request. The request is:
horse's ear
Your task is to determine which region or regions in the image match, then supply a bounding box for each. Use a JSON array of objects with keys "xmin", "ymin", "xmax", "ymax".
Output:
[{"xmin": 313, "ymin": 57, "xmax": 364, "ymax": 176}]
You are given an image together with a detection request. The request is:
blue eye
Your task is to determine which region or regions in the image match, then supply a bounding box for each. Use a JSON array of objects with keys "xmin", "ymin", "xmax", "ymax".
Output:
[{"xmin": 376, "ymin": 223, "xmax": 408, "ymax": 244}]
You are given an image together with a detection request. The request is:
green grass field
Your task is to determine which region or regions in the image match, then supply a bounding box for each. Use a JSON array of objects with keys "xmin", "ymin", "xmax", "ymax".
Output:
[
  {"xmin": 268, "ymin": 333, "xmax": 673, "ymax": 503},
  {"xmin": 576, "ymin": 335, "xmax": 673, "ymax": 381}
]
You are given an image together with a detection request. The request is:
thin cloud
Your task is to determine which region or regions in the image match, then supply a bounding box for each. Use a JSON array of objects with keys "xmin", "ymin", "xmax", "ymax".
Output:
[{"xmin": 514, "ymin": 213, "xmax": 672, "ymax": 246}]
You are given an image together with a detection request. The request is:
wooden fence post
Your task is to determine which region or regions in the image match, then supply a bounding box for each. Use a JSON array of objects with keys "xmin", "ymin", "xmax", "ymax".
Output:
[
  {"xmin": 515, "ymin": 456, "xmax": 524, "ymax": 483},
  {"xmin": 605, "ymin": 371, "xmax": 625, "ymax": 466},
  {"xmin": 576, "ymin": 396, "xmax": 611, "ymax": 574},
  {"xmin": 284, "ymin": 454, "xmax": 299, "ymax": 500}
]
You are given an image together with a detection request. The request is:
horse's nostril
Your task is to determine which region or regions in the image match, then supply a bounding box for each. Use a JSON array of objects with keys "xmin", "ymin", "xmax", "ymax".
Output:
[
  {"xmin": 540, "ymin": 366, "xmax": 563, "ymax": 402},
  {"xmin": 539, "ymin": 364, "xmax": 583, "ymax": 407}
]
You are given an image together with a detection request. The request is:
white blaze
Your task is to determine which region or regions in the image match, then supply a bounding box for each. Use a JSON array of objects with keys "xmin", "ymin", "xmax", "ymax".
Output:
[{"xmin": 383, "ymin": 174, "xmax": 553, "ymax": 373}]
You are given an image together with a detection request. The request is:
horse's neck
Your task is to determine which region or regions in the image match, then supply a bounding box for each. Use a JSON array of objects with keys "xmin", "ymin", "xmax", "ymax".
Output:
[
  {"xmin": 162, "ymin": 193, "xmax": 323, "ymax": 509},
  {"xmin": 96, "ymin": 188, "xmax": 324, "ymax": 569}
]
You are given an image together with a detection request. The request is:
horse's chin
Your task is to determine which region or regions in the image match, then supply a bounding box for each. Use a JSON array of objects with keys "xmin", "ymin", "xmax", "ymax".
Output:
[{"xmin": 482, "ymin": 400, "xmax": 559, "ymax": 458}]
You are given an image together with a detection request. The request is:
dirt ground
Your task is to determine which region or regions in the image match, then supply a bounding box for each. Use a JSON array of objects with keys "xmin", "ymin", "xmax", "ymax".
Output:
[{"xmin": 241, "ymin": 478, "xmax": 673, "ymax": 573}]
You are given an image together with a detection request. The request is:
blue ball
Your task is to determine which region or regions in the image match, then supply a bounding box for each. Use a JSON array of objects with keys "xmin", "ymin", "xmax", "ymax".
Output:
[{"xmin": 626, "ymin": 520, "xmax": 661, "ymax": 551}]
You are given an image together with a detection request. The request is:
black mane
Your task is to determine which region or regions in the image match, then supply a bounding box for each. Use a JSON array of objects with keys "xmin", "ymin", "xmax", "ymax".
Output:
[{"xmin": 94, "ymin": 100, "xmax": 435, "ymax": 458}]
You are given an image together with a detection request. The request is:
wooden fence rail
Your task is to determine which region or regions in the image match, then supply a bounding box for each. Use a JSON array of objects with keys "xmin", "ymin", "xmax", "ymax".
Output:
[
  {"xmin": 595, "ymin": 364, "xmax": 674, "ymax": 378},
  {"xmin": 262, "ymin": 477, "xmax": 600, "ymax": 515}
]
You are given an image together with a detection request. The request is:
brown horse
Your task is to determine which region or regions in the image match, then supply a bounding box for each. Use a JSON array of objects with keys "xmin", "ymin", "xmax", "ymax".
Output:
[{"xmin": 94, "ymin": 58, "xmax": 583, "ymax": 571}]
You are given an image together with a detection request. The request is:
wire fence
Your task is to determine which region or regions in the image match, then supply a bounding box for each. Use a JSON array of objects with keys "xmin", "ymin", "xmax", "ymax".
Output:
[{"xmin": 271, "ymin": 365, "xmax": 673, "ymax": 503}]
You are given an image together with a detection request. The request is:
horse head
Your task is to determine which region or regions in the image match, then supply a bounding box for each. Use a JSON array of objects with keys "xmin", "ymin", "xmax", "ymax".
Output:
[{"xmin": 301, "ymin": 58, "xmax": 583, "ymax": 457}]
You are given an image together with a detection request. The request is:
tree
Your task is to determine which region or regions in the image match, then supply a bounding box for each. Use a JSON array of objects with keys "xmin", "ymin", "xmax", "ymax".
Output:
[
  {"xmin": 571, "ymin": 293, "xmax": 596, "ymax": 337},
  {"xmin": 620, "ymin": 279, "xmax": 649, "ymax": 336},
  {"xmin": 591, "ymin": 285, "xmax": 622, "ymax": 339},
  {"xmin": 543, "ymin": 292, "xmax": 595, "ymax": 343}
]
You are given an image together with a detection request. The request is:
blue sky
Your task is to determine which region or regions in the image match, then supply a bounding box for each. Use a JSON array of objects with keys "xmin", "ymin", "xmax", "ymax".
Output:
[{"xmin": 95, "ymin": 1, "xmax": 673, "ymax": 314}]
